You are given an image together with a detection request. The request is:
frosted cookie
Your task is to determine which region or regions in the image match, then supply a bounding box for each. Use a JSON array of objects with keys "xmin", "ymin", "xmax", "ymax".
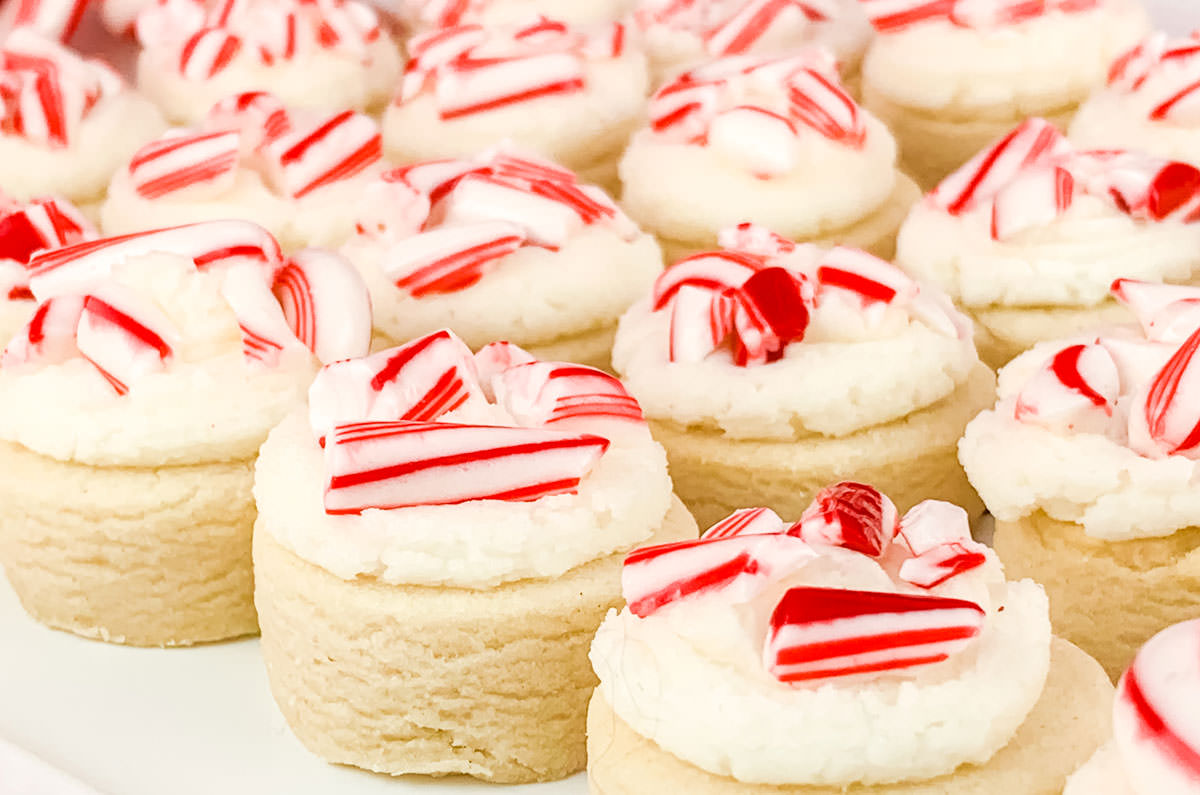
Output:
[
  {"xmin": 384, "ymin": 18, "xmax": 645, "ymax": 191},
  {"xmin": 959, "ymin": 281, "xmax": 1200, "ymax": 677},
  {"xmin": 340, "ymin": 147, "xmax": 661, "ymax": 368},
  {"xmin": 0, "ymin": 0, "xmax": 89, "ymax": 40},
  {"xmin": 0, "ymin": 221, "xmax": 371, "ymax": 646},
  {"xmin": 634, "ymin": 0, "xmax": 872, "ymax": 88},
  {"xmin": 101, "ymin": 92, "xmax": 383, "ymax": 250},
  {"xmin": 1072, "ymin": 30, "xmax": 1200, "ymax": 170},
  {"xmin": 397, "ymin": 0, "xmax": 634, "ymax": 32},
  {"xmin": 1065, "ymin": 619, "xmax": 1200, "ymax": 795},
  {"xmin": 895, "ymin": 118, "xmax": 1200, "ymax": 369},
  {"xmin": 611, "ymin": 223, "xmax": 991, "ymax": 530},
  {"xmin": 0, "ymin": 28, "xmax": 167, "ymax": 207},
  {"xmin": 134, "ymin": 0, "xmax": 402, "ymax": 124},
  {"xmin": 618, "ymin": 51, "xmax": 919, "ymax": 264},
  {"xmin": 252, "ymin": 329, "xmax": 697, "ymax": 782},
  {"xmin": 0, "ymin": 192, "xmax": 96, "ymax": 345},
  {"xmin": 859, "ymin": 0, "xmax": 1148, "ymax": 189},
  {"xmin": 588, "ymin": 487, "xmax": 1114, "ymax": 794}
]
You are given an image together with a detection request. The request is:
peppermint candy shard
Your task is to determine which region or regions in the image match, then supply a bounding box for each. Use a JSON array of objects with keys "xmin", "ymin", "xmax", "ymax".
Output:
[
  {"xmin": 1013, "ymin": 343, "xmax": 1120, "ymax": 433},
  {"xmin": 815, "ymin": 246, "xmax": 915, "ymax": 305},
  {"xmin": 75, "ymin": 288, "xmax": 177, "ymax": 395},
  {"xmin": 730, "ymin": 266, "xmax": 810, "ymax": 365},
  {"xmin": 128, "ymin": 129, "xmax": 241, "ymax": 200},
  {"xmin": 668, "ymin": 284, "xmax": 736, "ymax": 363},
  {"xmin": 380, "ymin": 221, "xmax": 525, "ymax": 296},
  {"xmin": 220, "ymin": 263, "xmax": 301, "ymax": 367},
  {"xmin": 0, "ymin": 196, "xmax": 94, "ymax": 266},
  {"xmin": 473, "ymin": 340, "xmax": 535, "ymax": 396},
  {"xmin": 1129, "ymin": 324, "xmax": 1200, "ymax": 459},
  {"xmin": 764, "ymin": 587, "xmax": 985, "ymax": 684},
  {"xmin": 898, "ymin": 542, "xmax": 990, "ymax": 589},
  {"xmin": 262, "ymin": 109, "xmax": 381, "ymax": 199},
  {"xmin": 1113, "ymin": 619, "xmax": 1200, "ymax": 793},
  {"xmin": 860, "ymin": 0, "xmax": 956, "ymax": 32},
  {"xmin": 622, "ymin": 533, "xmax": 817, "ymax": 618},
  {"xmin": 205, "ymin": 91, "xmax": 292, "ymax": 149},
  {"xmin": 703, "ymin": 0, "xmax": 832, "ymax": 56},
  {"xmin": 1111, "ymin": 279, "xmax": 1200, "ymax": 344},
  {"xmin": 651, "ymin": 250, "xmax": 762, "ymax": 309},
  {"xmin": 787, "ymin": 67, "xmax": 865, "ymax": 148},
  {"xmin": 0, "ymin": 293, "xmax": 83, "ymax": 368},
  {"xmin": 931, "ymin": 117, "xmax": 1068, "ymax": 215},
  {"xmin": 895, "ymin": 499, "xmax": 972, "ymax": 556},
  {"xmin": 492, "ymin": 361, "xmax": 645, "ymax": 428},
  {"xmin": 702, "ymin": 506, "xmax": 786, "ymax": 539},
  {"xmin": 989, "ymin": 164, "xmax": 1075, "ymax": 240},
  {"xmin": 793, "ymin": 481, "xmax": 899, "ymax": 558},
  {"xmin": 272, "ymin": 248, "xmax": 372, "ymax": 364},
  {"xmin": 322, "ymin": 420, "xmax": 609, "ymax": 514}
]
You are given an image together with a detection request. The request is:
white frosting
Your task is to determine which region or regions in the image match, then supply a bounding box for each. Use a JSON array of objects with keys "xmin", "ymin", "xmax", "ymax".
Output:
[
  {"xmin": 0, "ymin": 90, "xmax": 167, "ymax": 204},
  {"xmin": 959, "ymin": 335, "xmax": 1200, "ymax": 541},
  {"xmin": 254, "ymin": 405, "xmax": 674, "ymax": 588},
  {"xmin": 136, "ymin": 38, "xmax": 401, "ymax": 124},
  {"xmin": 862, "ymin": 2, "xmax": 1148, "ymax": 113},
  {"xmin": 896, "ymin": 194, "xmax": 1200, "ymax": 309},
  {"xmin": 620, "ymin": 114, "xmax": 896, "ymax": 243},
  {"xmin": 613, "ymin": 293, "xmax": 978, "ymax": 440},
  {"xmin": 0, "ymin": 300, "xmax": 34, "ymax": 348},
  {"xmin": 637, "ymin": 0, "xmax": 873, "ymax": 84},
  {"xmin": 591, "ymin": 566, "xmax": 1050, "ymax": 786},
  {"xmin": 0, "ymin": 253, "xmax": 316, "ymax": 467},
  {"xmin": 1065, "ymin": 743, "xmax": 1136, "ymax": 795},
  {"xmin": 100, "ymin": 155, "xmax": 382, "ymax": 251},
  {"xmin": 343, "ymin": 225, "xmax": 661, "ymax": 348},
  {"xmin": 382, "ymin": 51, "xmax": 648, "ymax": 173}
]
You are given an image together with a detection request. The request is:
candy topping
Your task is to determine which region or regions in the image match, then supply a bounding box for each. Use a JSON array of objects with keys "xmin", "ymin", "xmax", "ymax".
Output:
[
  {"xmin": 763, "ymin": 587, "xmax": 985, "ymax": 683},
  {"xmin": 398, "ymin": 17, "xmax": 625, "ymax": 120},
  {"xmin": 794, "ymin": 481, "xmax": 898, "ymax": 558},
  {"xmin": 357, "ymin": 148, "xmax": 632, "ymax": 297},
  {"xmin": 1105, "ymin": 30, "xmax": 1200, "ymax": 124},
  {"xmin": 124, "ymin": 92, "xmax": 381, "ymax": 202},
  {"xmin": 1129, "ymin": 324, "xmax": 1200, "ymax": 459},
  {"xmin": 702, "ymin": 506, "xmax": 786, "ymax": 538},
  {"xmin": 930, "ymin": 118, "xmax": 1200, "ymax": 238},
  {"xmin": 75, "ymin": 287, "xmax": 176, "ymax": 394},
  {"xmin": 136, "ymin": 0, "xmax": 383, "ymax": 78},
  {"xmin": 1112, "ymin": 278, "xmax": 1200, "ymax": 343},
  {"xmin": 0, "ymin": 194, "xmax": 95, "ymax": 301},
  {"xmin": 652, "ymin": 225, "xmax": 962, "ymax": 365},
  {"xmin": 0, "ymin": 28, "xmax": 124, "ymax": 148},
  {"xmin": 1014, "ymin": 342, "xmax": 1120, "ymax": 434},
  {"xmin": 648, "ymin": 51, "xmax": 866, "ymax": 173},
  {"xmin": 322, "ymin": 420, "xmax": 609, "ymax": 514},
  {"xmin": 1113, "ymin": 619, "xmax": 1200, "ymax": 795},
  {"xmin": 1, "ymin": 0, "xmax": 90, "ymax": 41},
  {"xmin": 637, "ymin": 0, "xmax": 837, "ymax": 58},
  {"xmin": 271, "ymin": 248, "xmax": 372, "ymax": 364},
  {"xmin": 860, "ymin": 0, "xmax": 1098, "ymax": 32}
]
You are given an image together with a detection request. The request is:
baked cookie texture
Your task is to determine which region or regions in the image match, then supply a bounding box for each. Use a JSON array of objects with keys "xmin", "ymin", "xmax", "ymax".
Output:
[
  {"xmin": 586, "ymin": 637, "xmax": 1113, "ymax": 795},
  {"xmin": 0, "ymin": 439, "xmax": 258, "ymax": 646},
  {"xmin": 654, "ymin": 364, "xmax": 994, "ymax": 531},
  {"xmin": 993, "ymin": 512, "xmax": 1200, "ymax": 680},
  {"xmin": 255, "ymin": 496, "xmax": 696, "ymax": 783},
  {"xmin": 969, "ymin": 303, "xmax": 1133, "ymax": 372}
]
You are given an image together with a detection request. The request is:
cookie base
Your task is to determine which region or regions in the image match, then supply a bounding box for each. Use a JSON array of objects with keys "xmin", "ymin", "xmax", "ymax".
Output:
[
  {"xmin": 586, "ymin": 637, "xmax": 1111, "ymax": 794},
  {"xmin": 651, "ymin": 364, "xmax": 994, "ymax": 530},
  {"xmin": 860, "ymin": 86, "xmax": 1078, "ymax": 191},
  {"xmin": 0, "ymin": 440, "xmax": 258, "ymax": 646},
  {"xmin": 993, "ymin": 511, "xmax": 1200, "ymax": 679},
  {"xmin": 655, "ymin": 171, "xmax": 921, "ymax": 266},
  {"xmin": 253, "ymin": 496, "xmax": 697, "ymax": 784}
]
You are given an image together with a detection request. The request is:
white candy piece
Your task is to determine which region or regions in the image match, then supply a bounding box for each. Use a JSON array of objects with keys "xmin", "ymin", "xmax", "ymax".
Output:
[
  {"xmin": 702, "ymin": 506, "xmax": 786, "ymax": 539},
  {"xmin": 1014, "ymin": 342, "xmax": 1121, "ymax": 435},
  {"xmin": 1127, "ymin": 326, "xmax": 1200, "ymax": 459},
  {"xmin": 75, "ymin": 284, "xmax": 179, "ymax": 394},
  {"xmin": 0, "ymin": 294, "xmax": 84, "ymax": 368},
  {"xmin": 220, "ymin": 262, "xmax": 304, "ymax": 367}
]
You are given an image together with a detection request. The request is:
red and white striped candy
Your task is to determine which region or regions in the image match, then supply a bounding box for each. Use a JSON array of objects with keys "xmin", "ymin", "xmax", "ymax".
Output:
[
  {"xmin": 401, "ymin": 25, "xmax": 488, "ymax": 98},
  {"xmin": 1111, "ymin": 279, "xmax": 1200, "ymax": 344},
  {"xmin": 763, "ymin": 586, "xmax": 985, "ymax": 683},
  {"xmin": 793, "ymin": 481, "xmax": 899, "ymax": 558},
  {"xmin": 990, "ymin": 164, "xmax": 1075, "ymax": 240},
  {"xmin": 178, "ymin": 27, "xmax": 243, "ymax": 79},
  {"xmin": 898, "ymin": 542, "xmax": 990, "ymax": 589},
  {"xmin": 28, "ymin": 221, "xmax": 283, "ymax": 299},
  {"xmin": 127, "ymin": 129, "xmax": 240, "ymax": 200},
  {"xmin": 730, "ymin": 266, "xmax": 811, "ymax": 365},
  {"xmin": 408, "ymin": 0, "xmax": 474, "ymax": 28},
  {"xmin": 75, "ymin": 286, "xmax": 178, "ymax": 395},
  {"xmin": 0, "ymin": 293, "xmax": 82, "ymax": 367},
  {"xmin": 4, "ymin": 0, "xmax": 90, "ymax": 41},
  {"xmin": 473, "ymin": 340, "xmax": 534, "ymax": 397},
  {"xmin": 492, "ymin": 360, "xmax": 645, "ymax": 428},
  {"xmin": 702, "ymin": 506, "xmax": 786, "ymax": 538},
  {"xmin": 0, "ymin": 196, "xmax": 94, "ymax": 266},
  {"xmin": 1107, "ymin": 31, "xmax": 1171, "ymax": 90},
  {"xmin": 434, "ymin": 51, "xmax": 585, "ymax": 120},
  {"xmin": 931, "ymin": 118, "xmax": 1069, "ymax": 215},
  {"xmin": 272, "ymin": 248, "xmax": 372, "ymax": 364},
  {"xmin": 716, "ymin": 222, "xmax": 796, "ymax": 259},
  {"xmin": 652, "ymin": 250, "xmax": 762, "ymax": 308},
  {"xmin": 356, "ymin": 173, "xmax": 431, "ymax": 240},
  {"xmin": 205, "ymin": 91, "xmax": 291, "ymax": 151},
  {"xmin": 220, "ymin": 262, "xmax": 302, "ymax": 366},
  {"xmin": 322, "ymin": 420, "xmax": 609, "ymax": 514},
  {"xmin": 622, "ymin": 533, "xmax": 817, "ymax": 617},
  {"xmin": 1112, "ymin": 619, "xmax": 1200, "ymax": 795},
  {"xmin": 895, "ymin": 499, "xmax": 972, "ymax": 556},
  {"xmin": 648, "ymin": 79, "xmax": 721, "ymax": 141},
  {"xmin": 379, "ymin": 221, "xmax": 525, "ymax": 296},
  {"xmin": 668, "ymin": 284, "xmax": 736, "ymax": 363},
  {"xmin": 437, "ymin": 173, "xmax": 585, "ymax": 249},
  {"xmin": 386, "ymin": 157, "xmax": 484, "ymax": 202},
  {"xmin": 0, "ymin": 263, "xmax": 30, "ymax": 301},
  {"xmin": 1100, "ymin": 157, "xmax": 1200, "ymax": 222},
  {"xmin": 262, "ymin": 110, "xmax": 381, "ymax": 199},
  {"xmin": 950, "ymin": 0, "xmax": 1049, "ymax": 28},
  {"xmin": 1, "ymin": 29, "xmax": 109, "ymax": 149},
  {"xmin": 704, "ymin": 0, "xmax": 827, "ymax": 56},
  {"xmin": 815, "ymin": 246, "xmax": 917, "ymax": 305},
  {"xmin": 1014, "ymin": 342, "xmax": 1120, "ymax": 433},
  {"xmin": 859, "ymin": 0, "xmax": 954, "ymax": 32},
  {"xmin": 787, "ymin": 67, "xmax": 864, "ymax": 147},
  {"xmin": 1128, "ymin": 325, "xmax": 1200, "ymax": 459}
]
